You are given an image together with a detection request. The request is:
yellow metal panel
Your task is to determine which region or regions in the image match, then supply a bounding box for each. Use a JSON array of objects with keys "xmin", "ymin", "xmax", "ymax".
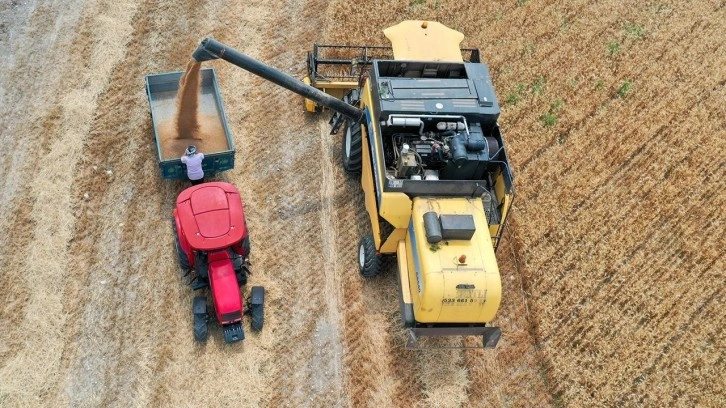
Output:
[
  {"xmin": 500, "ymin": 193, "xmax": 512, "ymax": 226},
  {"xmin": 380, "ymin": 228, "xmax": 407, "ymax": 254},
  {"xmin": 406, "ymin": 230, "xmax": 421, "ymax": 310},
  {"xmin": 360, "ymin": 119, "xmax": 381, "ymax": 249},
  {"xmin": 311, "ymin": 81, "xmax": 359, "ymax": 90},
  {"xmin": 397, "ymin": 240, "xmax": 413, "ymax": 304},
  {"xmin": 410, "ymin": 197, "xmax": 502, "ymax": 323},
  {"xmin": 380, "ymin": 192, "xmax": 412, "ymax": 228},
  {"xmin": 360, "ymin": 79, "xmax": 413, "ymax": 232},
  {"xmin": 357, "ymin": 81, "xmax": 383, "ymax": 248},
  {"xmin": 383, "ymin": 21, "xmax": 464, "ymax": 62},
  {"xmin": 488, "ymin": 170, "xmax": 513, "ymax": 249},
  {"xmin": 361, "ymin": 84, "xmax": 385, "ymax": 204},
  {"xmin": 302, "ymin": 76, "xmax": 318, "ymax": 112}
]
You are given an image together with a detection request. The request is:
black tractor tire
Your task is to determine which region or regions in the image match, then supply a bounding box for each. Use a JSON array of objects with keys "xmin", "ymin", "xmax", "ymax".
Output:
[
  {"xmin": 358, "ymin": 235, "xmax": 382, "ymax": 278},
  {"xmin": 242, "ymin": 235, "xmax": 251, "ymax": 256},
  {"xmin": 194, "ymin": 314, "xmax": 208, "ymax": 342},
  {"xmin": 342, "ymin": 121, "xmax": 363, "ymax": 175},
  {"xmin": 192, "ymin": 296, "xmax": 208, "ymax": 342},
  {"xmin": 250, "ymin": 303, "xmax": 264, "ymax": 332},
  {"xmin": 250, "ymin": 286, "xmax": 265, "ymax": 332},
  {"xmin": 172, "ymin": 220, "xmax": 190, "ymax": 270},
  {"xmin": 194, "ymin": 253, "xmax": 209, "ymax": 280}
]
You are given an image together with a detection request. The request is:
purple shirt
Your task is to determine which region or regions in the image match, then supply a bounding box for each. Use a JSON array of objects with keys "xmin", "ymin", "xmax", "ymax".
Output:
[{"xmin": 181, "ymin": 152, "xmax": 205, "ymax": 180}]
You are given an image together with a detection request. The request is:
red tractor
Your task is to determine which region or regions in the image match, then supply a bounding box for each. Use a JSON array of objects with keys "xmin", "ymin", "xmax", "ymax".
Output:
[{"xmin": 172, "ymin": 181, "xmax": 264, "ymax": 343}]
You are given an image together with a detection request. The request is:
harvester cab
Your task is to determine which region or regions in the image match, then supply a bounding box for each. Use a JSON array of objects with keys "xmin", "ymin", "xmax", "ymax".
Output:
[{"xmin": 192, "ymin": 20, "xmax": 514, "ymax": 349}]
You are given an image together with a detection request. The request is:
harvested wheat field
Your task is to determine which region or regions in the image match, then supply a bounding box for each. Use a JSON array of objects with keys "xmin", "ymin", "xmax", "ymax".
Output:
[{"xmin": 0, "ymin": 0, "xmax": 723, "ymax": 407}]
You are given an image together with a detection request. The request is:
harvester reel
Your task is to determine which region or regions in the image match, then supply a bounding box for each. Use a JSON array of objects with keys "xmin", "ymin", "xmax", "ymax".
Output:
[{"xmin": 358, "ymin": 235, "xmax": 382, "ymax": 277}]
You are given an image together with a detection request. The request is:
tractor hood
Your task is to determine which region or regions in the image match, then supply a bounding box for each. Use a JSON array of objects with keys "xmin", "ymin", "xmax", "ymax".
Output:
[{"xmin": 176, "ymin": 182, "xmax": 247, "ymax": 251}]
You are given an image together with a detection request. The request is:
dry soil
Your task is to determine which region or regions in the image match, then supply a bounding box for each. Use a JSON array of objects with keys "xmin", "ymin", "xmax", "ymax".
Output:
[{"xmin": 0, "ymin": 1, "xmax": 723, "ymax": 407}]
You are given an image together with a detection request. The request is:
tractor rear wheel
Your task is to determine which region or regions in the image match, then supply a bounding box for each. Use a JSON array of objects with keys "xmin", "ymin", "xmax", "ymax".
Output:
[
  {"xmin": 358, "ymin": 235, "xmax": 381, "ymax": 278},
  {"xmin": 342, "ymin": 121, "xmax": 362, "ymax": 174},
  {"xmin": 172, "ymin": 220, "xmax": 190, "ymax": 270},
  {"xmin": 192, "ymin": 296, "xmax": 208, "ymax": 342},
  {"xmin": 250, "ymin": 286, "xmax": 265, "ymax": 332}
]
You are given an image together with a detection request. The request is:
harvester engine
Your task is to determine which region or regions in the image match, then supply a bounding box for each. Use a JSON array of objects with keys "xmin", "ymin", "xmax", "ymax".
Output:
[{"xmin": 385, "ymin": 117, "xmax": 501, "ymax": 181}]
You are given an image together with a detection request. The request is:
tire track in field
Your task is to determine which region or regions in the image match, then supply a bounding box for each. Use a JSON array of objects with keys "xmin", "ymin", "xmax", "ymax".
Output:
[
  {"xmin": 55, "ymin": 0, "xmax": 213, "ymax": 405},
  {"xmin": 0, "ymin": 1, "xmax": 84, "ymax": 206},
  {"xmin": 0, "ymin": 0, "xmax": 138, "ymax": 404},
  {"xmin": 312, "ymin": 8, "xmax": 398, "ymax": 400},
  {"xmin": 0, "ymin": 109, "xmax": 60, "ymax": 369},
  {"xmin": 218, "ymin": 1, "xmax": 348, "ymax": 406},
  {"xmin": 0, "ymin": 1, "xmax": 86, "ymax": 381},
  {"xmin": 315, "ymin": 120, "xmax": 345, "ymax": 400}
]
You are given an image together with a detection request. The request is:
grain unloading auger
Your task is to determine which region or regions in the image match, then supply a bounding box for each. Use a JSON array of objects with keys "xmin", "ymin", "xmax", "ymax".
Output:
[{"xmin": 193, "ymin": 21, "xmax": 514, "ymax": 349}]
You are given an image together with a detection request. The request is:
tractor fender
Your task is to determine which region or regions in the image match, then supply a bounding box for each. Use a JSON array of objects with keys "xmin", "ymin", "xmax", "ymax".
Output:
[
  {"xmin": 250, "ymin": 286, "xmax": 265, "ymax": 305},
  {"xmin": 192, "ymin": 296, "xmax": 207, "ymax": 315},
  {"xmin": 173, "ymin": 210, "xmax": 195, "ymax": 266}
]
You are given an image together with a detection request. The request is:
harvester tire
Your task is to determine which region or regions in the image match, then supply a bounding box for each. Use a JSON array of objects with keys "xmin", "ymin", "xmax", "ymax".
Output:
[
  {"xmin": 358, "ymin": 235, "xmax": 381, "ymax": 278},
  {"xmin": 250, "ymin": 286, "xmax": 264, "ymax": 332},
  {"xmin": 342, "ymin": 121, "xmax": 362, "ymax": 174},
  {"xmin": 172, "ymin": 220, "xmax": 190, "ymax": 270}
]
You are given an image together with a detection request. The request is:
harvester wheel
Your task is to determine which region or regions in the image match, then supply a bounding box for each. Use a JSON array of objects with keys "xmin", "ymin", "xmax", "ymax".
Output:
[
  {"xmin": 250, "ymin": 286, "xmax": 265, "ymax": 331},
  {"xmin": 192, "ymin": 296, "xmax": 208, "ymax": 342},
  {"xmin": 342, "ymin": 121, "xmax": 362, "ymax": 174},
  {"xmin": 172, "ymin": 220, "xmax": 190, "ymax": 270},
  {"xmin": 358, "ymin": 235, "xmax": 381, "ymax": 278}
]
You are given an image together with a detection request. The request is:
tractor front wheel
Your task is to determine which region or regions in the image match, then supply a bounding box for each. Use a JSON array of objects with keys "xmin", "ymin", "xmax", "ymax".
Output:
[
  {"xmin": 358, "ymin": 235, "xmax": 381, "ymax": 278},
  {"xmin": 342, "ymin": 121, "xmax": 362, "ymax": 174}
]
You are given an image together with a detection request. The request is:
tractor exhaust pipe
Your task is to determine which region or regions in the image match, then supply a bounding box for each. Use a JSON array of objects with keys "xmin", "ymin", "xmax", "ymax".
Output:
[{"xmin": 193, "ymin": 38, "xmax": 366, "ymax": 124}]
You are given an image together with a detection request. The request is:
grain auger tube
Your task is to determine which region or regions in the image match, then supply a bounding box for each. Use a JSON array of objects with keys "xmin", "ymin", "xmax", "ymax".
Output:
[{"xmin": 192, "ymin": 38, "xmax": 365, "ymax": 124}]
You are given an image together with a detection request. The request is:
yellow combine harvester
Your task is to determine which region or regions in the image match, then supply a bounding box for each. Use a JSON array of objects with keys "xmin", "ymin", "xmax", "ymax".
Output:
[{"xmin": 193, "ymin": 21, "xmax": 514, "ymax": 348}]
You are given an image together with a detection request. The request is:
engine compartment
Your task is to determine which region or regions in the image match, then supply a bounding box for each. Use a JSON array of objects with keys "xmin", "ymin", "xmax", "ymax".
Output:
[{"xmin": 382, "ymin": 114, "xmax": 503, "ymax": 182}]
